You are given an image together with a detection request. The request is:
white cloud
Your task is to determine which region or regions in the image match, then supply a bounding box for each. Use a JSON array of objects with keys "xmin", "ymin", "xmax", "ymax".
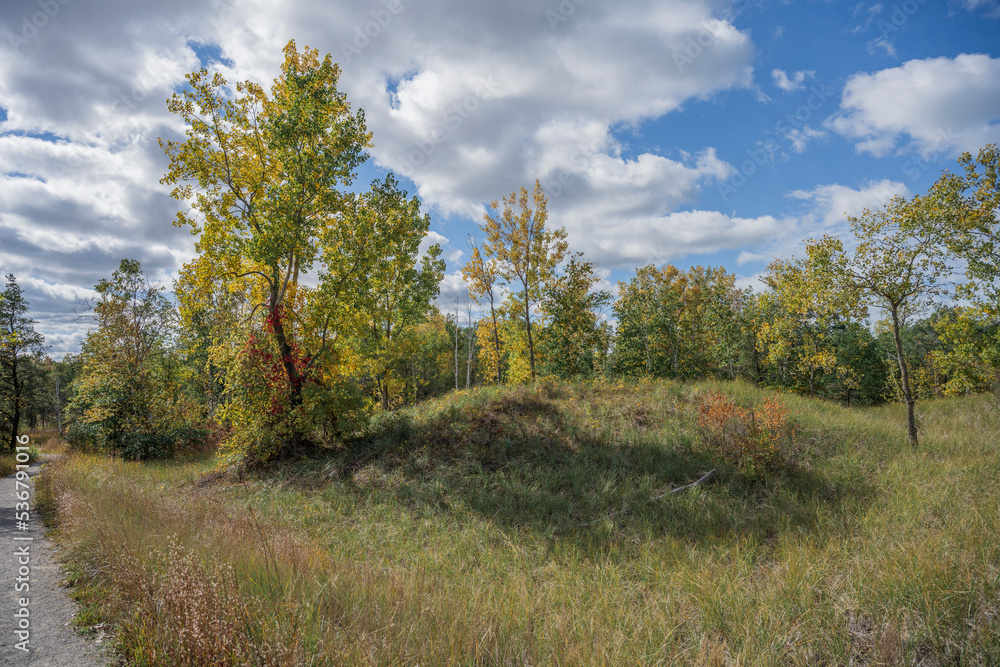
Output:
[
  {"xmin": 772, "ymin": 68, "xmax": 814, "ymax": 93},
  {"xmin": 0, "ymin": 0, "xmax": 767, "ymax": 354},
  {"xmin": 559, "ymin": 208, "xmax": 786, "ymax": 269},
  {"xmin": 961, "ymin": 0, "xmax": 1000, "ymax": 19},
  {"xmin": 790, "ymin": 179, "xmax": 910, "ymax": 227},
  {"xmin": 828, "ymin": 54, "xmax": 1000, "ymax": 158},
  {"xmin": 784, "ymin": 125, "xmax": 827, "ymax": 153},
  {"xmin": 728, "ymin": 179, "xmax": 911, "ymax": 270}
]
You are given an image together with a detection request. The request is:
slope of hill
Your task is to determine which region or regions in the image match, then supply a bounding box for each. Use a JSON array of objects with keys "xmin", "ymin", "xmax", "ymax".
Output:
[{"xmin": 36, "ymin": 379, "xmax": 1000, "ymax": 665}]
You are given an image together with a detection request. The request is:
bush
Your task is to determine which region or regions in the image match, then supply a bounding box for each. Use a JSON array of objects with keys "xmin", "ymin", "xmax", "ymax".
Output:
[{"xmin": 696, "ymin": 391, "xmax": 798, "ymax": 473}]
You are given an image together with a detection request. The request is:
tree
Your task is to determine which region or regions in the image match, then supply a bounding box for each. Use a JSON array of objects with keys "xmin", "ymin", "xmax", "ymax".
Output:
[
  {"xmin": 161, "ymin": 40, "xmax": 425, "ymax": 459},
  {"xmin": 537, "ymin": 254, "xmax": 611, "ymax": 378},
  {"xmin": 68, "ymin": 259, "xmax": 182, "ymax": 458},
  {"xmin": 462, "ymin": 237, "xmax": 504, "ymax": 383},
  {"xmin": 468, "ymin": 181, "xmax": 567, "ymax": 381},
  {"xmin": 759, "ymin": 257, "xmax": 863, "ymax": 396},
  {"xmin": 612, "ymin": 264, "xmax": 741, "ymax": 380},
  {"xmin": 923, "ymin": 144, "xmax": 1000, "ymax": 303},
  {"xmin": 805, "ymin": 195, "xmax": 951, "ymax": 447},
  {"xmin": 0, "ymin": 274, "xmax": 46, "ymax": 451},
  {"xmin": 927, "ymin": 307, "xmax": 1000, "ymax": 395},
  {"xmin": 351, "ymin": 175, "xmax": 444, "ymax": 410}
]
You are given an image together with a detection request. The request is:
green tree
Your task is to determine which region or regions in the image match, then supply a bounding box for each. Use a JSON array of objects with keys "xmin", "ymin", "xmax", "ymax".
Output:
[
  {"xmin": 0, "ymin": 274, "xmax": 46, "ymax": 450},
  {"xmin": 469, "ymin": 181, "xmax": 567, "ymax": 381},
  {"xmin": 161, "ymin": 40, "xmax": 425, "ymax": 459},
  {"xmin": 462, "ymin": 237, "xmax": 504, "ymax": 384},
  {"xmin": 538, "ymin": 255, "xmax": 611, "ymax": 379},
  {"xmin": 612, "ymin": 264, "xmax": 741, "ymax": 380},
  {"xmin": 352, "ymin": 175, "xmax": 445, "ymax": 410},
  {"xmin": 68, "ymin": 259, "xmax": 183, "ymax": 458},
  {"xmin": 759, "ymin": 257, "xmax": 864, "ymax": 396},
  {"xmin": 923, "ymin": 144, "xmax": 1000, "ymax": 303},
  {"xmin": 805, "ymin": 195, "xmax": 951, "ymax": 447}
]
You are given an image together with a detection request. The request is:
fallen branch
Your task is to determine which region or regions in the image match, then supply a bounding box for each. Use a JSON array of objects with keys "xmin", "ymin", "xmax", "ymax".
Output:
[
  {"xmin": 563, "ymin": 468, "xmax": 719, "ymax": 532},
  {"xmin": 655, "ymin": 469, "xmax": 717, "ymax": 499}
]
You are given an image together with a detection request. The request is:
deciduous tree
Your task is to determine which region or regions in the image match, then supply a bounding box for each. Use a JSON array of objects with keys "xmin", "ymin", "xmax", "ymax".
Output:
[
  {"xmin": 805, "ymin": 195, "xmax": 952, "ymax": 447},
  {"xmin": 161, "ymin": 41, "xmax": 428, "ymax": 459},
  {"xmin": 469, "ymin": 181, "xmax": 567, "ymax": 381},
  {"xmin": 0, "ymin": 274, "xmax": 46, "ymax": 451},
  {"xmin": 538, "ymin": 255, "xmax": 611, "ymax": 378}
]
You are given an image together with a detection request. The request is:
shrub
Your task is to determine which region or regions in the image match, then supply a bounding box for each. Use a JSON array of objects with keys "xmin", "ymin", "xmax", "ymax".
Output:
[{"xmin": 696, "ymin": 391, "xmax": 798, "ymax": 473}]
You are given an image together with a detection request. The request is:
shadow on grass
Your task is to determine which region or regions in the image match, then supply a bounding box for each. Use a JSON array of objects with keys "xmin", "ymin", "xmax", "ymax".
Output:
[{"xmin": 309, "ymin": 386, "xmax": 875, "ymax": 554}]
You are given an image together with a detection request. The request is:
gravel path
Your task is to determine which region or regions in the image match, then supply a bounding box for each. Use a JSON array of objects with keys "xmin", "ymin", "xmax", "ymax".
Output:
[{"xmin": 0, "ymin": 458, "xmax": 111, "ymax": 666}]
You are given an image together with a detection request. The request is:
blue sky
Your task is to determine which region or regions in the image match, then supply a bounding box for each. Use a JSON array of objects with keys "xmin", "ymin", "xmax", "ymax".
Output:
[{"xmin": 1, "ymin": 0, "xmax": 999, "ymax": 357}]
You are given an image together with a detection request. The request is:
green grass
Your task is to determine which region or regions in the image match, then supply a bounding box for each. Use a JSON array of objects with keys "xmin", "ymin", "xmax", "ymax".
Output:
[{"xmin": 35, "ymin": 379, "xmax": 1000, "ymax": 665}]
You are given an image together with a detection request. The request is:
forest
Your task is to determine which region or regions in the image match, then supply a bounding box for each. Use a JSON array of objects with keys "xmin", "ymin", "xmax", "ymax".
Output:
[{"xmin": 2, "ymin": 41, "xmax": 999, "ymax": 466}]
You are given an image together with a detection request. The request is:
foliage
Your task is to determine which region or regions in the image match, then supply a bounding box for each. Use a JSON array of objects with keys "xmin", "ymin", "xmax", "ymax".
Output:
[
  {"xmin": 68, "ymin": 259, "xmax": 200, "ymax": 459},
  {"xmin": 0, "ymin": 273, "xmax": 47, "ymax": 451},
  {"xmin": 537, "ymin": 255, "xmax": 612, "ymax": 379},
  {"xmin": 349, "ymin": 175, "xmax": 445, "ymax": 410},
  {"xmin": 805, "ymin": 194, "xmax": 952, "ymax": 447},
  {"xmin": 922, "ymin": 144, "xmax": 1000, "ymax": 303},
  {"xmin": 612, "ymin": 264, "xmax": 742, "ymax": 380},
  {"xmin": 463, "ymin": 237, "xmax": 504, "ymax": 383},
  {"xmin": 161, "ymin": 41, "xmax": 440, "ymax": 462},
  {"xmin": 466, "ymin": 181, "xmax": 567, "ymax": 381},
  {"xmin": 695, "ymin": 390, "xmax": 798, "ymax": 473}
]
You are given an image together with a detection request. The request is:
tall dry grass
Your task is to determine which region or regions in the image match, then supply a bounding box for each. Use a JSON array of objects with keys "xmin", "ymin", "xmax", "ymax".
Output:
[{"xmin": 36, "ymin": 379, "xmax": 1000, "ymax": 665}]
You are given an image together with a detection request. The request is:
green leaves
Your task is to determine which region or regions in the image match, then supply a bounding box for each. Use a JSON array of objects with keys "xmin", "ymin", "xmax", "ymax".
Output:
[
  {"xmin": 160, "ymin": 41, "xmax": 445, "ymax": 459},
  {"xmin": 613, "ymin": 264, "xmax": 741, "ymax": 380},
  {"xmin": 464, "ymin": 180, "xmax": 568, "ymax": 381}
]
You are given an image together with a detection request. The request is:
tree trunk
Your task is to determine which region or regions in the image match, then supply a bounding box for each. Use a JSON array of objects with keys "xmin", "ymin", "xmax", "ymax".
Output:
[
  {"xmin": 267, "ymin": 294, "xmax": 307, "ymax": 455},
  {"xmin": 524, "ymin": 290, "xmax": 536, "ymax": 380},
  {"xmin": 890, "ymin": 306, "xmax": 918, "ymax": 448},
  {"xmin": 379, "ymin": 377, "xmax": 390, "ymax": 411},
  {"xmin": 454, "ymin": 313, "xmax": 459, "ymax": 391},
  {"xmin": 489, "ymin": 302, "xmax": 503, "ymax": 384},
  {"xmin": 466, "ymin": 321, "xmax": 474, "ymax": 389}
]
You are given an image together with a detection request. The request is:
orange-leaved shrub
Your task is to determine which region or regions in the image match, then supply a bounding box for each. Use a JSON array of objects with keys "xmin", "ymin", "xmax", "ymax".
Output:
[{"xmin": 695, "ymin": 391, "xmax": 798, "ymax": 473}]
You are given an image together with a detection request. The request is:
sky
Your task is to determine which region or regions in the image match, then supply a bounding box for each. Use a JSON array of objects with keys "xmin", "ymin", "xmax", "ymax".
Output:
[{"xmin": 1, "ymin": 0, "xmax": 999, "ymax": 359}]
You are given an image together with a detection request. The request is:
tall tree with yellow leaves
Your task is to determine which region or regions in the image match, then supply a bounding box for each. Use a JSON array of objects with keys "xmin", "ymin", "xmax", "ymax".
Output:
[
  {"xmin": 466, "ymin": 181, "xmax": 567, "ymax": 381},
  {"xmin": 160, "ymin": 41, "xmax": 427, "ymax": 459}
]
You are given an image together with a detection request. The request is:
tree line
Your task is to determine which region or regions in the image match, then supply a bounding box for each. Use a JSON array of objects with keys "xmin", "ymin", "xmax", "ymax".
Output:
[{"xmin": 2, "ymin": 41, "xmax": 997, "ymax": 461}]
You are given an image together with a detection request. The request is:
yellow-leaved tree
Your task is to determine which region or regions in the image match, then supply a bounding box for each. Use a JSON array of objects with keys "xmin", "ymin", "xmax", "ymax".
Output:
[
  {"xmin": 463, "ymin": 181, "xmax": 567, "ymax": 381},
  {"xmin": 161, "ymin": 41, "xmax": 436, "ymax": 462},
  {"xmin": 805, "ymin": 195, "xmax": 952, "ymax": 447}
]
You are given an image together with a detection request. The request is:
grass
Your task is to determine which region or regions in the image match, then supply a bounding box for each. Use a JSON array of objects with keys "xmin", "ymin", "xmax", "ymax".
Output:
[{"xmin": 35, "ymin": 379, "xmax": 1000, "ymax": 665}]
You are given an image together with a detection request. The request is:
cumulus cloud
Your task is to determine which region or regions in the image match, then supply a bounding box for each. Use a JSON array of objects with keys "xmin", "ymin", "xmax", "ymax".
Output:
[
  {"xmin": 771, "ymin": 68, "xmax": 814, "ymax": 92},
  {"xmin": 0, "ymin": 0, "xmax": 762, "ymax": 355},
  {"xmin": 827, "ymin": 54, "xmax": 1000, "ymax": 158},
  {"xmin": 728, "ymin": 179, "xmax": 911, "ymax": 269},
  {"xmin": 790, "ymin": 179, "xmax": 910, "ymax": 227}
]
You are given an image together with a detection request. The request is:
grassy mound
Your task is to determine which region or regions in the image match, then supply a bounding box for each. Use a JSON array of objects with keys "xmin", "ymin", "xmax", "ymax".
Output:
[{"xmin": 36, "ymin": 379, "xmax": 1000, "ymax": 665}]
